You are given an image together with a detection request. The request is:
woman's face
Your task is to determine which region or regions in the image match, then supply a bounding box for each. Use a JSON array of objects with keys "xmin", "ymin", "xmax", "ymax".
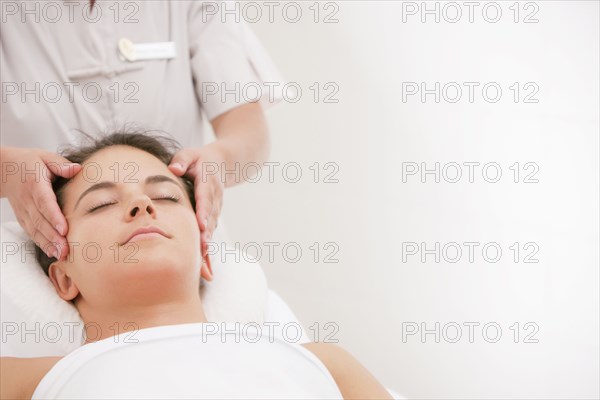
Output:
[{"xmin": 49, "ymin": 145, "xmax": 209, "ymax": 308}]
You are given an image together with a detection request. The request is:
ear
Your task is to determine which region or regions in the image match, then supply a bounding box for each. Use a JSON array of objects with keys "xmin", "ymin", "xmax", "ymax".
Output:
[
  {"xmin": 48, "ymin": 261, "xmax": 80, "ymax": 301},
  {"xmin": 200, "ymin": 254, "xmax": 213, "ymax": 282}
]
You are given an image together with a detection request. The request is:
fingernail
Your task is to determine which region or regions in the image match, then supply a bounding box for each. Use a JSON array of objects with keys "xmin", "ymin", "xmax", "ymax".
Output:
[
  {"xmin": 51, "ymin": 247, "xmax": 59, "ymax": 259},
  {"xmin": 55, "ymin": 224, "xmax": 64, "ymax": 235},
  {"xmin": 172, "ymin": 163, "xmax": 183, "ymax": 170}
]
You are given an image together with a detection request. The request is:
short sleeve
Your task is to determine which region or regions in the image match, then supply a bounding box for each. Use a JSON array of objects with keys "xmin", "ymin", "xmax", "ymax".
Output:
[{"xmin": 188, "ymin": 2, "xmax": 288, "ymax": 122}]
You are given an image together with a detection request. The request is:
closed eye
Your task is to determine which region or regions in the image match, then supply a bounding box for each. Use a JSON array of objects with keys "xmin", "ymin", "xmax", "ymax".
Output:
[
  {"xmin": 86, "ymin": 200, "xmax": 116, "ymax": 213},
  {"xmin": 153, "ymin": 194, "xmax": 181, "ymax": 203},
  {"xmin": 86, "ymin": 195, "xmax": 181, "ymax": 213}
]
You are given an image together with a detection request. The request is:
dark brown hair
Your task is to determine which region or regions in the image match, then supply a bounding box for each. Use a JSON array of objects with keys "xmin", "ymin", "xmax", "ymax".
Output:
[{"xmin": 34, "ymin": 128, "xmax": 196, "ymax": 276}]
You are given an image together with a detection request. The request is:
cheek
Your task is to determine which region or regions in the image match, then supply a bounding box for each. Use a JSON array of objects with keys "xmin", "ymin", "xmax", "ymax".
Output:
[
  {"xmin": 65, "ymin": 219, "xmax": 116, "ymax": 265},
  {"xmin": 176, "ymin": 206, "xmax": 201, "ymax": 239},
  {"xmin": 173, "ymin": 214, "xmax": 202, "ymax": 258},
  {"xmin": 179, "ymin": 217, "xmax": 201, "ymax": 247}
]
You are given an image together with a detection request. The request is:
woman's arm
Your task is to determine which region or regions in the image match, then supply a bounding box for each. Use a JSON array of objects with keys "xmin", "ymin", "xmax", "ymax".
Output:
[
  {"xmin": 302, "ymin": 342, "xmax": 393, "ymax": 400},
  {"xmin": 0, "ymin": 356, "xmax": 62, "ymax": 400},
  {"xmin": 167, "ymin": 100, "xmax": 270, "ymax": 250},
  {"xmin": 208, "ymin": 100, "xmax": 270, "ymax": 189},
  {"xmin": 0, "ymin": 146, "xmax": 81, "ymax": 260}
]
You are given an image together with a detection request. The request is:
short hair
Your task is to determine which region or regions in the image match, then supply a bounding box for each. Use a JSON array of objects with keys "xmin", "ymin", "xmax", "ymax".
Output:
[{"xmin": 34, "ymin": 128, "xmax": 196, "ymax": 276}]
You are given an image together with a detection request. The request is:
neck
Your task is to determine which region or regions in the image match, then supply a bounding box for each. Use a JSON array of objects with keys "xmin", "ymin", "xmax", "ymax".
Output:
[{"xmin": 79, "ymin": 295, "xmax": 207, "ymax": 344}]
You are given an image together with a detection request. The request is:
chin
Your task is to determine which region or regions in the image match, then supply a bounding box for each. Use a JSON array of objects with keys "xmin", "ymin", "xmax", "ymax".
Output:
[{"xmin": 124, "ymin": 248, "xmax": 195, "ymax": 270}]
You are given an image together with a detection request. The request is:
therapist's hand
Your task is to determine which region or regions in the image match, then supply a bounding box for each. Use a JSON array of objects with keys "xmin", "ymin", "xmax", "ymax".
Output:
[
  {"xmin": 168, "ymin": 146, "xmax": 225, "ymax": 258},
  {"xmin": 0, "ymin": 146, "xmax": 82, "ymax": 260}
]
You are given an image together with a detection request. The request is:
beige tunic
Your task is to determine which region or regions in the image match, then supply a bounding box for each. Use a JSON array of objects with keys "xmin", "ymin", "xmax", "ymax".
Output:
[{"xmin": 0, "ymin": 0, "xmax": 286, "ymax": 222}]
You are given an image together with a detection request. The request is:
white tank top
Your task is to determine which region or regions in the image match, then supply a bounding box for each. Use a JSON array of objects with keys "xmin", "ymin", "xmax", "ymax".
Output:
[{"xmin": 32, "ymin": 322, "xmax": 343, "ymax": 399}]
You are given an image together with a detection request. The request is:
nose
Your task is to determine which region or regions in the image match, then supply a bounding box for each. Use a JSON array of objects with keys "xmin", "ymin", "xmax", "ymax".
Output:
[{"xmin": 126, "ymin": 195, "xmax": 156, "ymax": 220}]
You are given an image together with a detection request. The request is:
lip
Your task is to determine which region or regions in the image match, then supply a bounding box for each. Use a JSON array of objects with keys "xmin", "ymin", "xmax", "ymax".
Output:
[{"xmin": 122, "ymin": 226, "xmax": 170, "ymax": 245}]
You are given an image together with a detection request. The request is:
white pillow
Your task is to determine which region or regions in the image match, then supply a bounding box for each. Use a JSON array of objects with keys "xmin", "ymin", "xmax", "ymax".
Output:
[{"xmin": 0, "ymin": 220, "xmax": 268, "ymax": 357}]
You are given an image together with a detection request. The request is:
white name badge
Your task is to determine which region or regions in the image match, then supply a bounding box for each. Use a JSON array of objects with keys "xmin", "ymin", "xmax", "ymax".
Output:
[{"xmin": 118, "ymin": 38, "xmax": 176, "ymax": 62}]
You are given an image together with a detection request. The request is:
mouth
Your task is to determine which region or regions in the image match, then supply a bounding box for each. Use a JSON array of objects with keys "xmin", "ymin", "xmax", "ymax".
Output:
[{"xmin": 121, "ymin": 226, "xmax": 170, "ymax": 245}]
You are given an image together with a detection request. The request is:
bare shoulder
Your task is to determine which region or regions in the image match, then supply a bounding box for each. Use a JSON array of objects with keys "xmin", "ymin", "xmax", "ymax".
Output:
[
  {"xmin": 301, "ymin": 342, "xmax": 392, "ymax": 399},
  {"xmin": 1, "ymin": 356, "xmax": 63, "ymax": 400}
]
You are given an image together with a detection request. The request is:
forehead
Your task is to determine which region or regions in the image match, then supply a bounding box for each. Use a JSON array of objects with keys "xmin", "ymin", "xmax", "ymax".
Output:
[
  {"xmin": 63, "ymin": 145, "xmax": 174, "ymax": 198},
  {"xmin": 79, "ymin": 145, "xmax": 168, "ymax": 180},
  {"xmin": 84, "ymin": 145, "xmax": 165, "ymax": 167}
]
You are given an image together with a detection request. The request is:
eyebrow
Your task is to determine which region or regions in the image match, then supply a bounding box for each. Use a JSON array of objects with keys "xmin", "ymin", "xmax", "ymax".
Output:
[{"xmin": 73, "ymin": 175, "xmax": 185, "ymax": 211}]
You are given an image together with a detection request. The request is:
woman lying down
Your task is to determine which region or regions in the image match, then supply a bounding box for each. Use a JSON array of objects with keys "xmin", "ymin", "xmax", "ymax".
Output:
[{"xmin": 0, "ymin": 131, "xmax": 392, "ymax": 400}]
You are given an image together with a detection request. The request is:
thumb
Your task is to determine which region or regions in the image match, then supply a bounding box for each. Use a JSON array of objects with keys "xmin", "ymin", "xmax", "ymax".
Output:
[
  {"xmin": 168, "ymin": 148, "xmax": 198, "ymax": 176},
  {"xmin": 41, "ymin": 152, "xmax": 82, "ymax": 179}
]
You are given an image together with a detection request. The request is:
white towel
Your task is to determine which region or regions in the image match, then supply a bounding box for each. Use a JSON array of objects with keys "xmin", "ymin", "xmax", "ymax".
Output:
[{"xmin": 33, "ymin": 322, "xmax": 344, "ymax": 399}]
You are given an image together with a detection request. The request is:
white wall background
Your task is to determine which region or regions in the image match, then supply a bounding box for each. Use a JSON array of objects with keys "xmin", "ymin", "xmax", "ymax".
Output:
[{"xmin": 219, "ymin": 2, "xmax": 599, "ymax": 398}]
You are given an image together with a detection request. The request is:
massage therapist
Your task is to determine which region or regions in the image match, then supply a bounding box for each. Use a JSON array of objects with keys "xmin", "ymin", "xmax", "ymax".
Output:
[{"xmin": 1, "ymin": 0, "xmax": 283, "ymax": 262}]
